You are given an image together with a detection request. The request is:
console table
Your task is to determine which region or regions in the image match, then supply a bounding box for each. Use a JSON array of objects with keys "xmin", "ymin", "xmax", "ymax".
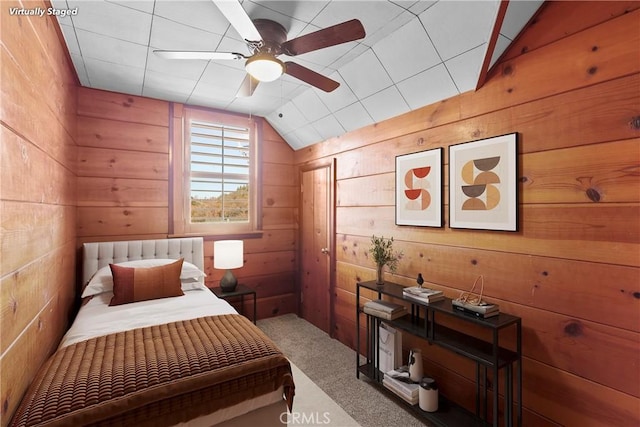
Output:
[{"xmin": 356, "ymin": 280, "xmax": 522, "ymax": 427}]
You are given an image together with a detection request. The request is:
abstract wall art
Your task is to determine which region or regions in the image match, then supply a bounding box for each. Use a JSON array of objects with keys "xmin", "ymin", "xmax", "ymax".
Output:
[
  {"xmin": 395, "ymin": 148, "xmax": 443, "ymax": 227},
  {"xmin": 449, "ymin": 133, "xmax": 518, "ymax": 231}
]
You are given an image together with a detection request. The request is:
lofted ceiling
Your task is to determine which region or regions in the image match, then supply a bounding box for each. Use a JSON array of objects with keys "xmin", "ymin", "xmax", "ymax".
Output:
[{"xmin": 52, "ymin": 0, "xmax": 543, "ymax": 150}]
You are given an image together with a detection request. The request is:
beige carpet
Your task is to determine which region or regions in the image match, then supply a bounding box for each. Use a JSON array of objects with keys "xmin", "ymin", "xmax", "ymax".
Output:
[
  {"xmin": 288, "ymin": 362, "xmax": 361, "ymax": 426},
  {"xmin": 258, "ymin": 314, "xmax": 426, "ymax": 427}
]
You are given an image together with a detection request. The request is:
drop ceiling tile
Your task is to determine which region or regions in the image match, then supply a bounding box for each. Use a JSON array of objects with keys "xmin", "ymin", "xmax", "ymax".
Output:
[
  {"xmin": 292, "ymin": 89, "xmax": 331, "ymax": 122},
  {"xmin": 187, "ymin": 80, "xmax": 233, "ymax": 110},
  {"xmin": 490, "ymin": 33, "xmax": 512, "ymax": 68},
  {"xmin": 153, "ymin": 0, "xmax": 229, "ymax": 35},
  {"xmin": 325, "ymin": 43, "xmax": 368, "ymax": 70},
  {"xmin": 333, "ymin": 102, "xmax": 374, "ymax": 133},
  {"xmin": 107, "ymin": 1, "xmax": 156, "ymax": 14},
  {"xmin": 150, "ymin": 15, "xmax": 223, "ymax": 52},
  {"xmin": 339, "ymin": 49, "xmax": 393, "ymax": 99},
  {"xmin": 501, "ymin": 0, "xmax": 544, "ymax": 40},
  {"xmin": 445, "ymin": 44, "xmax": 486, "ymax": 93},
  {"xmin": 396, "ymin": 63, "xmax": 459, "ymax": 110},
  {"xmin": 373, "ymin": 17, "xmax": 440, "ymax": 83},
  {"xmin": 290, "ymin": 124, "xmax": 323, "ymax": 148},
  {"xmin": 145, "ymin": 49, "xmax": 208, "ymax": 81},
  {"xmin": 142, "ymin": 70, "xmax": 196, "ymax": 103},
  {"xmin": 226, "ymin": 94, "xmax": 282, "ymax": 116},
  {"xmin": 59, "ymin": 24, "xmax": 81, "ymax": 55},
  {"xmin": 84, "ymin": 57, "xmax": 144, "ymax": 95},
  {"xmin": 406, "ymin": 1, "xmax": 438, "ymax": 15},
  {"xmin": 269, "ymin": 101, "xmax": 308, "ymax": 134},
  {"xmin": 282, "ymin": 130, "xmax": 304, "ymax": 150},
  {"xmin": 313, "ymin": 72, "xmax": 358, "ymax": 112},
  {"xmin": 69, "ymin": 53, "xmax": 90, "ymax": 86},
  {"xmin": 361, "ymin": 85, "xmax": 410, "ymax": 123},
  {"xmin": 76, "ymin": 29, "xmax": 148, "ymax": 68},
  {"xmin": 361, "ymin": 8, "xmax": 416, "ymax": 47},
  {"xmin": 311, "ymin": 114, "xmax": 346, "ymax": 141},
  {"xmin": 199, "ymin": 62, "xmax": 247, "ymax": 88},
  {"xmin": 253, "ymin": 78, "xmax": 306, "ymax": 101},
  {"xmin": 251, "ymin": 1, "xmax": 329, "ymax": 24},
  {"xmin": 67, "ymin": 0, "xmax": 152, "ymax": 45},
  {"xmin": 420, "ymin": 0, "xmax": 499, "ymax": 61}
]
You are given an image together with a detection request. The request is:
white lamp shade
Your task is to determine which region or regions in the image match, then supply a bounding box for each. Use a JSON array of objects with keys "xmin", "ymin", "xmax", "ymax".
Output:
[
  {"xmin": 214, "ymin": 240, "xmax": 244, "ymax": 269},
  {"xmin": 245, "ymin": 54, "xmax": 284, "ymax": 82}
]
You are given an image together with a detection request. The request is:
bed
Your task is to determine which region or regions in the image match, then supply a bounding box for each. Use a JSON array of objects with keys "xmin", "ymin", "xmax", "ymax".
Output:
[{"xmin": 9, "ymin": 237, "xmax": 294, "ymax": 427}]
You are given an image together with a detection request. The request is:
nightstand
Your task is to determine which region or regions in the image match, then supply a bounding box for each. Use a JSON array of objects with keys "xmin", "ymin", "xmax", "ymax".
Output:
[{"xmin": 210, "ymin": 284, "xmax": 257, "ymax": 324}]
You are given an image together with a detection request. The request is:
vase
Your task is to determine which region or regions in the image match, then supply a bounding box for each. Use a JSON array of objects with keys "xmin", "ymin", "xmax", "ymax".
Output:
[{"xmin": 376, "ymin": 264, "xmax": 384, "ymax": 285}]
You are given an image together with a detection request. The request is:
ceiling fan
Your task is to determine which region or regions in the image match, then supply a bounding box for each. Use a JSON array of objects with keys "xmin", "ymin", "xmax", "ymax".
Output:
[{"xmin": 154, "ymin": 0, "xmax": 366, "ymax": 97}]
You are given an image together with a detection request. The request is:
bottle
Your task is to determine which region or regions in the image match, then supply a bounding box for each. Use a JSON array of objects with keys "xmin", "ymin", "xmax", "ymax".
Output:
[
  {"xmin": 419, "ymin": 378, "xmax": 438, "ymax": 412},
  {"xmin": 408, "ymin": 348, "xmax": 423, "ymax": 382}
]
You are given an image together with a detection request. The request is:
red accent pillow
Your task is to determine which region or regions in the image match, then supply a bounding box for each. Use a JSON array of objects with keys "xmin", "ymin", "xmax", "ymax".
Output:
[{"xmin": 109, "ymin": 258, "xmax": 185, "ymax": 306}]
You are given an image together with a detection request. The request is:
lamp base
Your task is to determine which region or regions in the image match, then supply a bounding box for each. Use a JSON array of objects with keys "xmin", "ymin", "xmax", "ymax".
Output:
[{"xmin": 220, "ymin": 270, "xmax": 237, "ymax": 292}]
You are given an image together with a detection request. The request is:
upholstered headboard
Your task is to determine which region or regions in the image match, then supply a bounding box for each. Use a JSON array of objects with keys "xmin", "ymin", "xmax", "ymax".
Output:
[{"xmin": 82, "ymin": 237, "xmax": 204, "ymax": 285}]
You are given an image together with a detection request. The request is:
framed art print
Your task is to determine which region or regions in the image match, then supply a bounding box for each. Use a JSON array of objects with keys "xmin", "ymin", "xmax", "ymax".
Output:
[
  {"xmin": 449, "ymin": 133, "xmax": 518, "ymax": 231},
  {"xmin": 395, "ymin": 148, "xmax": 443, "ymax": 227}
]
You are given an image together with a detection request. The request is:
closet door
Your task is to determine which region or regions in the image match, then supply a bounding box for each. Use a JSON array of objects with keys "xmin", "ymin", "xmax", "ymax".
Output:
[{"xmin": 299, "ymin": 159, "xmax": 335, "ymax": 334}]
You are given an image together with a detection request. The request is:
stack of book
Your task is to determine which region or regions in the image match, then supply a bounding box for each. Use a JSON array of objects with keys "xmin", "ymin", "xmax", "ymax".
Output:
[
  {"xmin": 402, "ymin": 286, "xmax": 445, "ymax": 304},
  {"xmin": 452, "ymin": 299, "xmax": 499, "ymax": 318},
  {"xmin": 382, "ymin": 367, "xmax": 419, "ymax": 405},
  {"xmin": 363, "ymin": 299, "xmax": 407, "ymax": 320}
]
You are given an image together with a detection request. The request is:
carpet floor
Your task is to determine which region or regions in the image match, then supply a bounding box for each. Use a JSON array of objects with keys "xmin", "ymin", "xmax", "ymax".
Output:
[{"xmin": 258, "ymin": 314, "xmax": 427, "ymax": 427}]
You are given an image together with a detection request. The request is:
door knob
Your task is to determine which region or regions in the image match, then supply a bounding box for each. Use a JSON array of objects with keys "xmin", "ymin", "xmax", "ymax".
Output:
[{"xmin": 321, "ymin": 248, "xmax": 329, "ymax": 254}]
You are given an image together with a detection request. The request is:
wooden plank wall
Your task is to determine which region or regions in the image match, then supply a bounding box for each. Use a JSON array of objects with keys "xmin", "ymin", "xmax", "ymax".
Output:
[
  {"xmin": 76, "ymin": 89, "xmax": 297, "ymax": 321},
  {"xmin": 294, "ymin": 3, "xmax": 640, "ymax": 426},
  {"xmin": 0, "ymin": 1, "xmax": 78, "ymax": 424}
]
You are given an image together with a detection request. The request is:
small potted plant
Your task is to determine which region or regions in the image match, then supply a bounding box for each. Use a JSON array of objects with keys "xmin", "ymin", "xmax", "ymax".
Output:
[{"xmin": 369, "ymin": 235, "xmax": 402, "ymax": 285}]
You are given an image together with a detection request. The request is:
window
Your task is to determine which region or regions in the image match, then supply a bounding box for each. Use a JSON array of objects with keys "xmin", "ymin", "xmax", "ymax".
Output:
[{"xmin": 172, "ymin": 107, "xmax": 261, "ymax": 236}]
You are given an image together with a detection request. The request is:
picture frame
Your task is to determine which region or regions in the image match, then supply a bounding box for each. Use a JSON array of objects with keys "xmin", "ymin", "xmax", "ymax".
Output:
[
  {"xmin": 395, "ymin": 148, "xmax": 443, "ymax": 227},
  {"xmin": 448, "ymin": 133, "xmax": 518, "ymax": 231}
]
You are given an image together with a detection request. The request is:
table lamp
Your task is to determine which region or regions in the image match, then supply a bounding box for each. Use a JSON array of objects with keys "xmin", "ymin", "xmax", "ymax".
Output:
[{"xmin": 214, "ymin": 240, "xmax": 244, "ymax": 292}]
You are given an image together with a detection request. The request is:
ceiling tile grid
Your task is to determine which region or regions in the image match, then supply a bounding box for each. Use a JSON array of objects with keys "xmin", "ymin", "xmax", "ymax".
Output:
[{"xmin": 50, "ymin": 0, "xmax": 541, "ymax": 150}]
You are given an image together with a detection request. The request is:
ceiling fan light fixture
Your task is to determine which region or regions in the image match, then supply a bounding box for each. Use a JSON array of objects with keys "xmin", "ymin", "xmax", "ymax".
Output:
[{"xmin": 245, "ymin": 54, "xmax": 284, "ymax": 82}]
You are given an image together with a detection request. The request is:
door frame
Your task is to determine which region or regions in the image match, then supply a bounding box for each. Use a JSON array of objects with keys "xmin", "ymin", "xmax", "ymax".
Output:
[{"xmin": 297, "ymin": 158, "xmax": 336, "ymax": 336}]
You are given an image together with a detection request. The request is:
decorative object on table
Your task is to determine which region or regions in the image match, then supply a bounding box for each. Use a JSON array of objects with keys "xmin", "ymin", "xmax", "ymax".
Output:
[
  {"xmin": 395, "ymin": 148, "xmax": 443, "ymax": 227},
  {"xmin": 419, "ymin": 378, "xmax": 439, "ymax": 412},
  {"xmin": 382, "ymin": 367, "xmax": 419, "ymax": 405},
  {"xmin": 449, "ymin": 132, "xmax": 518, "ymax": 231},
  {"xmin": 403, "ymin": 286, "xmax": 444, "ymax": 304},
  {"xmin": 408, "ymin": 348, "xmax": 423, "ymax": 382},
  {"xmin": 369, "ymin": 235, "xmax": 402, "ymax": 285},
  {"xmin": 213, "ymin": 240, "xmax": 244, "ymax": 292},
  {"xmin": 378, "ymin": 322, "xmax": 403, "ymax": 374},
  {"xmin": 363, "ymin": 299, "xmax": 407, "ymax": 320},
  {"xmin": 416, "ymin": 273, "xmax": 424, "ymax": 287},
  {"xmin": 452, "ymin": 275, "xmax": 499, "ymax": 318}
]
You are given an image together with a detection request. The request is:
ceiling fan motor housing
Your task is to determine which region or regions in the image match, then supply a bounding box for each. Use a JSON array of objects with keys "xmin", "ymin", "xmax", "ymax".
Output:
[{"xmin": 252, "ymin": 19, "xmax": 288, "ymax": 55}]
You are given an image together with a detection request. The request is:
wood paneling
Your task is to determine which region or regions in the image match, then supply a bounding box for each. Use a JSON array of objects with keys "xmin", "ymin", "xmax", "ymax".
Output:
[
  {"xmin": 76, "ymin": 91, "xmax": 298, "ymax": 321},
  {"xmin": 0, "ymin": 2, "xmax": 78, "ymax": 424},
  {"xmin": 296, "ymin": 3, "xmax": 640, "ymax": 426}
]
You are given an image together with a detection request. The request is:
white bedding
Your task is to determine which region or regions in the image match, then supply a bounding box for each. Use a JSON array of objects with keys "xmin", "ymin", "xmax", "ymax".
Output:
[{"xmin": 60, "ymin": 283, "xmax": 237, "ymax": 348}]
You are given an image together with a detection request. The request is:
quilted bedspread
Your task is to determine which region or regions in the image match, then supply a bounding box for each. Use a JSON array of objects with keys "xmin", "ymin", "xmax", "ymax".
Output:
[{"xmin": 10, "ymin": 314, "xmax": 294, "ymax": 427}]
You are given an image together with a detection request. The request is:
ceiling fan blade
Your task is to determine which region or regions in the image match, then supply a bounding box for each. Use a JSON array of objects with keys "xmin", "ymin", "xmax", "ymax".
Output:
[
  {"xmin": 154, "ymin": 50, "xmax": 246, "ymax": 60},
  {"xmin": 282, "ymin": 19, "xmax": 365, "ymax": 56},
  {"xmin": 284, "ymin": 62, "xmax": 339, "ymax": 92},
  {"xmin": 213, "ymin": 0, "xmax": 262, "ymax": 42},
  {"xmin": 236, "ymin": 74, "xmax": 260, "ymax": 97}
]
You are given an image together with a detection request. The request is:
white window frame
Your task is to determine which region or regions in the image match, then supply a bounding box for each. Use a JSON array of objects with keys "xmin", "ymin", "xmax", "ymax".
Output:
[{"xmin": 171, "ymin": 106, "xmax": 261, "ymax": 237}]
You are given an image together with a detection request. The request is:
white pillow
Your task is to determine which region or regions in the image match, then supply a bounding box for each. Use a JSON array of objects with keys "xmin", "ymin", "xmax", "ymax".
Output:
[{"xmin": 82, "ymin": 258, "xmax": 206, "ymax": 298}]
